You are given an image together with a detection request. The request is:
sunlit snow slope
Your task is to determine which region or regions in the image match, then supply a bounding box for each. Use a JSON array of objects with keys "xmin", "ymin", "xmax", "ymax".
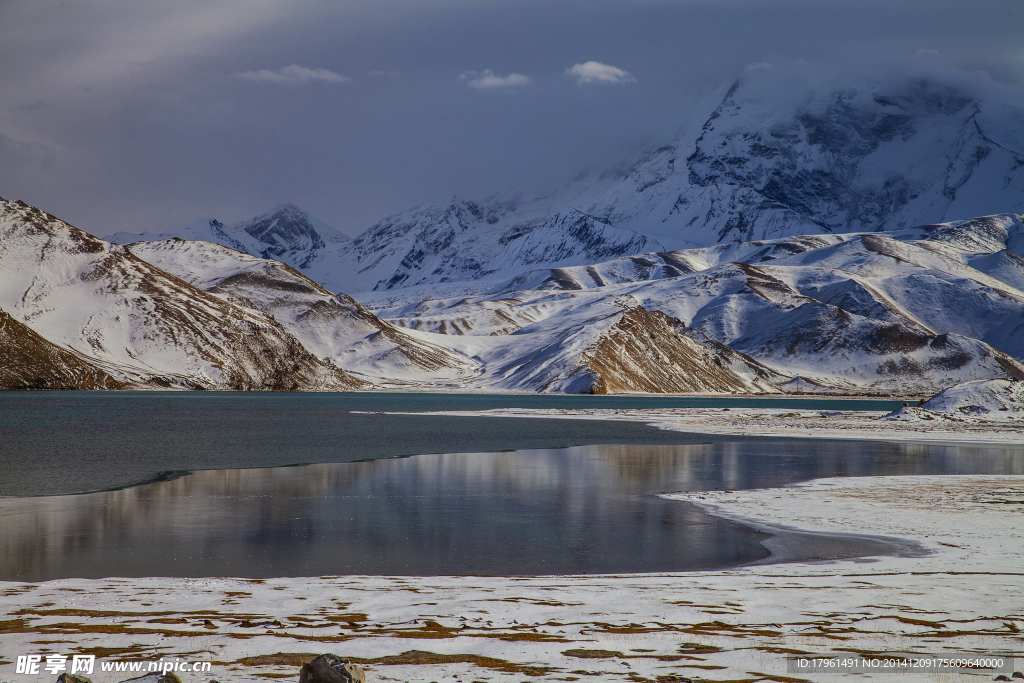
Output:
[{"xmin": 0, "ymin": 199, "xmax": 366, "ymax": 391}]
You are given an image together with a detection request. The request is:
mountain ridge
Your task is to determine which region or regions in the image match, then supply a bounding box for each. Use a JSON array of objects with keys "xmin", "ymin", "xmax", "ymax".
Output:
[
  {"xmin": 0, "ymin": 198, "xmax": 367, "ymax": 391},
  {"xmin": 107, "ymin": 67, "xmax": 1024, "ymax": 296}
]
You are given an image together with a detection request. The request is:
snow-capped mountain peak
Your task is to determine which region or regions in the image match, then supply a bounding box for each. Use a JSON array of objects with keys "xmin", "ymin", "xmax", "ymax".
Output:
[
  {"xmin": 239, "ymin": 203, "xmax": 351, "ymax": 269},
  {"xmin": 107, "ymin": 64, "xmax": 1024, "ymax": 298},
  {"xmin": 107, "ymin": 203, "xmax": 351, "ymax": 274}
]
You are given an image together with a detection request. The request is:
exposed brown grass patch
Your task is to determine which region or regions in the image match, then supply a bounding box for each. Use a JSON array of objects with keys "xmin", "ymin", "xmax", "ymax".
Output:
[
  {"xmin": 352, "ymin": 650, "xmax": 554, "ymax": 677},
  {"xmin": 678, "ymin": 643, "xmax": 724, "ymax": 655},
  {"xmin": 321, "ymin": 613, "xmax": 368, "ymax": 624},
  {"xmin": 75, "ymin": 646, "xmax": 159, "ymax": 658},
  {"xmin": 238, "ymin": 654, "xmax": 317, "ymax": 667},
  {"xmin": 562, "ymin": 649, "xmax": 623, "ymax": 659},
  {"xmin": 0, "ymin": 619, "xmax": 29, "ymax": 634},
  {"xmin": 486, "ymin": 598, "xmax": 583, "ymax": 607},
  {"xmin": 388, "ymin": 619, "xmax": 462, "ymax": 639},
  {"xmin": 752, "ymin": 647, "xmax": 812, "ymax": 656},
  {"xmin": 482, "ymin": 631, "xmax": 569, "ymax": 643},
  {"xmin": 745, "ymin": 672, "xmax": 812, "ymax": 683}
]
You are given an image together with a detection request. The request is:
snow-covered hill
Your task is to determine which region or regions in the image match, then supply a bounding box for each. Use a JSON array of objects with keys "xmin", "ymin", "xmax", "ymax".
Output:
[
  {"xmin": 128, "ymin": 238, "xmax": 479, "ymax": 387},
  {"xmin": 0, "ymin": 199, "xmax": 366, "ymax": 391},
  {"xmin": 921, "ymin": 379, "xmax": 1024, "ymax": 420},
  {"xmin": 127, "ymin": 238, "xmax": 777, "ymax": 393},
  {"xmin": 108, "ymin": 217, "xmax": 263, "ymax": 255}
]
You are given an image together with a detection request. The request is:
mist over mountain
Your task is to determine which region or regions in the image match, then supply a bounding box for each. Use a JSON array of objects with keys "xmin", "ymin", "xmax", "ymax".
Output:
[{"xmin": 110, "ymin": 64, "xmax": 1024, "ymax": 296}]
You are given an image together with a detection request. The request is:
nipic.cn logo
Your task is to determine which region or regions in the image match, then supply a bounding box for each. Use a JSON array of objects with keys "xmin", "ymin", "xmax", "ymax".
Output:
[{"xmin": 16, "ymin": 655, "xmax": 95, "ymax": 676}]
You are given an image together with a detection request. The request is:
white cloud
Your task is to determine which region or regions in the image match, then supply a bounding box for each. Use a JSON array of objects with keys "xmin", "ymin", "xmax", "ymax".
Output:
[
  {"xmin": 916, "ymin": 49, "xmax": 941, "ymax": 59},
  {"xmin": 745, "ymin": 61, "xmax": 773, "ymax": 71},
  {"xmin": 459, "ymin": 69, "xmax": 532, "ymax": 89},
  {"xmin": 563, "ymin": 61, "xmax": 635, "ymax": 85},
  {"xmin": 234, "ymin": 64, "xmax": 351, "ymax": 85}
]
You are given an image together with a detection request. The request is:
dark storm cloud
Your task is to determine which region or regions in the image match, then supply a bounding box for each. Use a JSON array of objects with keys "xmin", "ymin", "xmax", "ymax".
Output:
[{"xmin": 1, "ymin": 0, "xmax": 1022, "ymax": 236}]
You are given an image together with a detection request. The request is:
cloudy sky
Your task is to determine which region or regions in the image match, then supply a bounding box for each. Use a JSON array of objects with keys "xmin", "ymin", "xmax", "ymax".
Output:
[{"xmin": 1, "ymin": 0, "xmax": 1022, "ymax": 237}]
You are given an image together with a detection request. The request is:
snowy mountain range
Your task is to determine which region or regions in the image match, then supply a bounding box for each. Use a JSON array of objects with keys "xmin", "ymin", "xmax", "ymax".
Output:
[
  {"xmin": 109, "ymin": 65, "xmax": 1024, "ymax": 296},
  {"xmin": 5, "ymin": 193, "xmax": 1023, "ymax": 395},
  {"xmin": 364, "ymin": 213, "xmax": 1024, "ymax": 395},
  {"xmin": 5, "ymin": 65, "xmax": 1024, "ymax": 395}
]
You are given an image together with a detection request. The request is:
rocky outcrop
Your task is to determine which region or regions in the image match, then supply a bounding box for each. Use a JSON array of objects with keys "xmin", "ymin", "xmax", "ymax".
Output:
[
  {"xmin": 576, "ymin": 307, "xmax": 782, "ymax": 394},
  {"xmin": 56, "ymin": 674, "xmax": 94, "ymax": 683},
  {"xmin": 298, "ymin": 654, "xmax": 366, "ymax": 683}
]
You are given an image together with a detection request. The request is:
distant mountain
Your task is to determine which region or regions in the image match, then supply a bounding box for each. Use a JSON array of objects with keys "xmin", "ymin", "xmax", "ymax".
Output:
[
  {"xmin": 0, "ymin": 198, "xmax": 366, "ymax": 391},
  {"xmin": 109, "ymin": 65, "xmax": 1024, "ymax": 296},
  {"xmin": 669, "ymin": 78, "xmax": 1024, "ymax": 242},
  {"xmin": 239, "ymin": 203, "xmax": 351, "ymax": 268},
  {"xmin": 328, "ymin": 205, "xmax": 663, "ymax": 292},
  {"xmin": 109, "ymin": 203, "xmax": 350, "ymax": 273}
]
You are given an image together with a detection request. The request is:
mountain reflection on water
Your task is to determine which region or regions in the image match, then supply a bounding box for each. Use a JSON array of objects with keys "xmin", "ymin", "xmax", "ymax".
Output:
[{"xmin": 1, "ymin": 440, "xmax": 1022, "ymax": 580}]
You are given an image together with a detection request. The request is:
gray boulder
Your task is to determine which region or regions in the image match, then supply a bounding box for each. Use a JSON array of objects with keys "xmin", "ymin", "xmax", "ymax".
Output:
[
  {"xmin": 117, "ymin": 673, "xmax": 182, "ymax": 683},
  {"xmin": 298, "ymin": 655, "xmax": 365, "ymax": 683}
]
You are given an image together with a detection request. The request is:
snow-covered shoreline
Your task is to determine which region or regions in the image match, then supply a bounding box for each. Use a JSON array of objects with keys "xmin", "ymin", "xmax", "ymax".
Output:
[
  {"xmin": 2, "ymin": 473, "xmax": 1022, "ymax": 682},
  {"xmin": 387, "ymin": 406, "xmax": 1024, "ymax": 445}
]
